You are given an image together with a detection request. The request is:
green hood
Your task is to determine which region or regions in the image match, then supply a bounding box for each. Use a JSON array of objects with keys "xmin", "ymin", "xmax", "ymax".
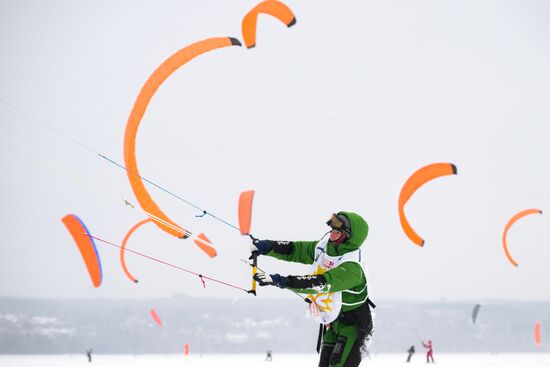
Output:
[{"xmin": 327, "ymin": 211, "xmax": 369, "ymax": 256}]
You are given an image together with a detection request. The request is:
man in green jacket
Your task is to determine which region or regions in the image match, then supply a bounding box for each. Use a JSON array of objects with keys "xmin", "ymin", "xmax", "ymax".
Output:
[{"xmin": 252, "ymin": 211, "xmax": 374, "ymax": 367}]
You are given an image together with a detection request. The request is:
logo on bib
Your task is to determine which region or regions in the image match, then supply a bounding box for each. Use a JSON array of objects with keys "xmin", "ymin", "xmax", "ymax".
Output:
[{"xmin": 322, "ymin": 258, "xmax": 335, "ymax": 269}]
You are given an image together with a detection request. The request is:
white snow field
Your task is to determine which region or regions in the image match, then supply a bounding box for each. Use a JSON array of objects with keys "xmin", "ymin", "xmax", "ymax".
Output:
[{"xmin": 1, "ymin": 353, "xmax": 549, "ymax": 367}]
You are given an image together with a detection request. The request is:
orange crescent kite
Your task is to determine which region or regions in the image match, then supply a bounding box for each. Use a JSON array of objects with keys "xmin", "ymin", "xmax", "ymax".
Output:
[
  {"xmin": 124, "ymin": 37, "xmax": 241, "ymax": 239},
  {"xmin": 242, "ymin": 0, "xmax": 296, "ymax": 48},
  {"xmin": 120, "ymin": 218, "xmax": 152, "ymax": 283},
  {"xmin": 502, "ymin": 208, "xmax": 542, "ymax": 267},
  {"xmin": 120, "ymin": 220, "xmax": 216, "ymax": 284},
  {"xmin": 61, "ymin": 214, "xmax": 102, "ymax": 288},
  {"xmin": 398, "ymin": 163, "xmax": 457, "ymax": 246}
]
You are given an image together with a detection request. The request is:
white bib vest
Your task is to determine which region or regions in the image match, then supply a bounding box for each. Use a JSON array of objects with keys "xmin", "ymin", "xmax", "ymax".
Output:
[{"xmin": 306, "ymin": 237, "xmax": 366, "ymax": 324}]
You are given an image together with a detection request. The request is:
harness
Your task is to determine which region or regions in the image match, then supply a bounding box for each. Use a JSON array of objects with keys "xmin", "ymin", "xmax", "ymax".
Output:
[{"xmin": 316, "ymin": 298, "xmax": 376, "ymax": 353}]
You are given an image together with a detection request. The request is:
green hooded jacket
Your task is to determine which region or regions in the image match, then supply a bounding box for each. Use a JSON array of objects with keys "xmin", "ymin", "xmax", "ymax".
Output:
[{"xmin": 267, "ymin": 211, "xmax": 369, "ymax": 312}]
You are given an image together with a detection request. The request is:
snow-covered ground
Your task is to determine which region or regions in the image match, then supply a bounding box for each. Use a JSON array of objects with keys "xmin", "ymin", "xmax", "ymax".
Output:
[{"xmin": 1, "ymin": 353, "xmax": 549, "ymax": 367}]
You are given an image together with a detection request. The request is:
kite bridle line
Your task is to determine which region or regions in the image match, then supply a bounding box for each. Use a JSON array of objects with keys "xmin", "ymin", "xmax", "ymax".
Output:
[
  {"xmin": 92, "ymin": 227, "xmax": 308, "ymax": 302},
  {"xmin": 0, "ymin": 200, "xmax": 253, "ymax": 294},
  {"xmin": 132, "ymin": 210, "xmax": 260, "ymax": 293},
  {"xmin": 86, "ymin": 233, "xmax": 249, "ymax": 293},
  {"xmin": 98, "ymin": 153, "xmax": 241, "ymax": 232},
  {"xmin": 0, "ymin": 98, "xmax": 241, "ymax": 232},
  {"xmin": 145, "ymin": 205, "xmax": 306, "ymax": 302}
]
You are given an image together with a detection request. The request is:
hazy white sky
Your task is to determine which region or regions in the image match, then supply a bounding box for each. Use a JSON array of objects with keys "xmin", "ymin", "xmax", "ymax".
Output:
[{"xmin": 1, "ymin": 0, "xmax": 549, "ymax": 302}]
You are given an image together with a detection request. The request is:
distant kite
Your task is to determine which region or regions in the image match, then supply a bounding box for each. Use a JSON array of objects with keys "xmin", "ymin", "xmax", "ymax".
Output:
[
  {"xmin": 150, "ymin": 309, "xmax": 163, "ymax": 327},
  {"xmin": 472, "ymin": 304, "xmax": 481, "ymax": 323},
  {"xmin": 502, "ymin": 209, "xmax": 542, "ymax": 267},
  {"xmin": 61, "ymin": 214, "xmax": 102, "ymax": 288},
  {"xmin": 398, "ymin": 163, "xmax": 457, "ymax": 246},
  {"xmin": 534, "ymin": 321, "xmax": 542, "ymax": 347},
  {"xmin": 242, "ymin": 0, "xmax": 296, "ymax": 48}
]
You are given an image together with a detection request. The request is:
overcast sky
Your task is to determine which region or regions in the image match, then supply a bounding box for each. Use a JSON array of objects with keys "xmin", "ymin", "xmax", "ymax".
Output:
[{"xmin": 1, "ymin": 0, "xmax": 549, "ymax": 302}]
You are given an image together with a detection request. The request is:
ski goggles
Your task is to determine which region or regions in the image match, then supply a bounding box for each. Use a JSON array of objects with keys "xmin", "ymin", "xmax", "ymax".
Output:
[{"xmin": 326, "ymin": 214, "xmax": 351, "ymax": 236}]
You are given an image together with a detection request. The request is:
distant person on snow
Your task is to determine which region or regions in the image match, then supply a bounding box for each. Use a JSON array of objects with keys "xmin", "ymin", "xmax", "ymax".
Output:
[
  {"xmin": 251, "ymin": 212, "xmax": 374, "ymax": 367},
  {"xmin": 422, "ymin": 340, "xmax": 434, "ymax": 363},
  {"xmin": 86, "ymin": 348, "xmax": 93, "ymax": 363},
  {"xmin": 406, "ymin": 345, "xmax": 415, "ymax": 362},
  {"xmin": 265, "ymin": 349, "xmax": 273, "ymax": 361}
]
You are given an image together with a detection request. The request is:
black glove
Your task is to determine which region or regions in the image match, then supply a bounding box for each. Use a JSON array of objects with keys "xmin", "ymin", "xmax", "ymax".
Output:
[
  {"xmin": 249, "ymin": 239, "xmax": 273, "ymax": 259},
  {"xmin": 253, "ymin": 273, "xmax": 287, "ymax": 288}
]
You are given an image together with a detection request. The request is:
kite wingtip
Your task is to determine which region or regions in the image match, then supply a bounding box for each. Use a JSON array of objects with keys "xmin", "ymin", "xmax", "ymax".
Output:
[
  {"xmin": 229, "ymin": 37, "xmax": 242, "ymax": 47},
  {"xmin": 288, "ymin": 17, "xmax": 297, "ymax": 27},
  {"xmin": 247, "ymin": 289, "xmax": 257, "ymax": 296},
  {"xmin": 451, "ymin": 164, "xmax": 458, "ymax": 175}
]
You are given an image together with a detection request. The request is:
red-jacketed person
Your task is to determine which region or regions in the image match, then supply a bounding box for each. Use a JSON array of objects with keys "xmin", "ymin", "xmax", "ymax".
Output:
[{"xmin": 422, "ymin": 340, "xmax": 434, "ymax": 363}]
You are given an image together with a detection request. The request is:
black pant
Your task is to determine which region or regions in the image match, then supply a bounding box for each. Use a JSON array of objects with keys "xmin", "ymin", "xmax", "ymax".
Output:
[
  {"xmin": 318, "ymin": 302, "xmax": 373, "ymax": 367},
  {"xmin": 318, "ymin": 337, "xmax": 364, "ymax": 367}
]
